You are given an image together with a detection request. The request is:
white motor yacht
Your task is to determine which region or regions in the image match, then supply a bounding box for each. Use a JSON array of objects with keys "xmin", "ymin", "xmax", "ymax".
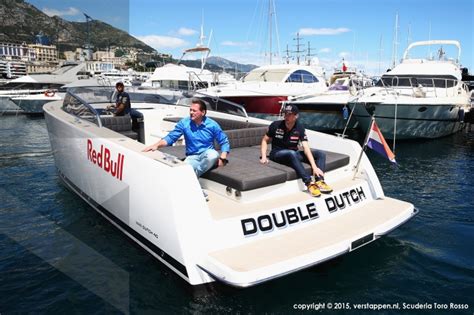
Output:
[
  {"xmin": 349, "ymin": 40, "xmax": 471, "ymax": 139},
  {"xmin": 43, "ymin": 87, "xmax": 416, "ymax": 287},
  {"xmin": 286, "ymin": 66, "xmax": 372, "ymax": 131},
  {"xmin": 0, "ymin": 62, "xmax": 89, "ymax": 114},
  {"xmin": 200, "ymin": 64, "xmax": 328, "ymax": 121}
]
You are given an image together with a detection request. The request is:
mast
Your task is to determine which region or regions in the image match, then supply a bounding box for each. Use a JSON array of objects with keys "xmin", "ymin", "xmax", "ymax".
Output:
[
  {"xmin": 268, "ymin": 0, "xmax": 273, "ymax": 65},
  {"xmin": 391, "ymin": 13, "xmax": 399, "ymax": 68},
  {"xmin": 293, "ymin": 32, "xmax": 304, "ymax": 65}
]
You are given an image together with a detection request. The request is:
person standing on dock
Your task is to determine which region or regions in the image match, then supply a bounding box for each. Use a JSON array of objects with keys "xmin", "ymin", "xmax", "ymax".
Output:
[{"xmin": 259, "ymin": 104, "xmax": 332, "ymax": 197}]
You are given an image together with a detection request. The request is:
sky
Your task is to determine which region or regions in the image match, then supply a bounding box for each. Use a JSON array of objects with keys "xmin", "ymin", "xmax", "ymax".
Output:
[{"xmin": 26, "ymin": 0, "xmax": 474, "ymax": 76}]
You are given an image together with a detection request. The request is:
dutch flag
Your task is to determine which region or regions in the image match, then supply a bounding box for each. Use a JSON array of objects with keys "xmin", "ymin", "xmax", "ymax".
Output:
[{"xmin": 365, "ymin": 119, "xmax": 397, "ymax": 164}]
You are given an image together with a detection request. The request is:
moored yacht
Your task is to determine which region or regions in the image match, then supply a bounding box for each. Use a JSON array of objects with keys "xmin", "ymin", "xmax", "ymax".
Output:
[
  {"xmin": 43, "ymin": 86, "xmax": 416, "ymax": 287},
  {"xmin": 200, "ymin": 64, "xmax": 328, "ymax": 121},
  {"xmin": 349, "ymin": 40, "xmax": 471, "ymax": 139},
  {"xmin": 0, "ymin": 62, "xmax": 89, "ymax": 114},
  {"xmin": 286, "ymin": 64, "xmax": 372, "ymax": 131}
]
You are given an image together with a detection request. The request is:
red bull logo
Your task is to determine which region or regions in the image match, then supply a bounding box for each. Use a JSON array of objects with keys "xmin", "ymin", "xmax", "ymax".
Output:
[{"xmin": 87, "ymin": 139, "xmax": 125, "ymax": 180}]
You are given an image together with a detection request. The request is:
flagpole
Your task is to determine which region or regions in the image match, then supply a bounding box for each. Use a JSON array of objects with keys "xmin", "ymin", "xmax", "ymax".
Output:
[{"xmin": 352, "ymin": 116, "xmax": 375, "ymax": 180}]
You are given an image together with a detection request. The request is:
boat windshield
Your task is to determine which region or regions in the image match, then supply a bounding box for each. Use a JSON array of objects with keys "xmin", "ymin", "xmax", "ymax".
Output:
[
  {"xmin": 329, "ymin": 84, "xmax": 349, "ymax": 91},
  {"xmin": 63, "ymin": 87, "xmax": 248, "ymax": 121},
  {"xmin": 377, "ymin": 75, "xmax": 458, "ymax": 88},
  {"xmin": 243, "ymin": 68, "xmax": 290, "ymax": 82}
]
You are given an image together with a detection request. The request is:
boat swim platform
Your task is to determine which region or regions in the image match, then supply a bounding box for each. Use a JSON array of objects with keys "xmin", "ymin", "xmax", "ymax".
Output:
[
  {"xmin": 198, "ymin": 197, "xmax": 416, "ymax": 287},
  {"xmin": 205, "ymin": 177, "xmax": 363, "ymax": 220}
]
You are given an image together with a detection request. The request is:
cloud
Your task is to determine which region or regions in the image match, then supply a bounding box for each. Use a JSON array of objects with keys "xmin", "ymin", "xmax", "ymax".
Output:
[
  {"xmin": 136, "ymin": 35, "xmax": 188, "ymax": 50},
  {"xmin": 177, "ymin": 27, "xmax": 198, "ymax": 36},
  {"xmin": 42, "ymin": 7, "xmax": 80, "ymax": 17},
  {"xmin": 318, "ymin": 48, "xmax": 331, "ymax": 54},
  {"xmin": 339, "ymin": 51, "xmax": 351, "ymax": 58},
  {"xmin": 221, "ymin": 41, "xmax": 255, "ymax": 47},
  {"xmin": 298, "ymin": 27, "xmax": 351, "ymax": 36}
]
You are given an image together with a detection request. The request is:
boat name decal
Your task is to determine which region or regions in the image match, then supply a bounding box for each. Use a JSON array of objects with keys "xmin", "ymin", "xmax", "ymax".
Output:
[
  {"xmin": 241, "ymin": 202, "xmax": 319, "ymax": 236},
  {"xmin": 240, "ymin": 186, "xmax": 367, "ymax": 236},
  {"xmin": 324, "ymin": 186, "xmax": 366, "ymax": 213},
  {"xmin": 87, "ymin": 139, "xmax": 125, "ymax": 181}
]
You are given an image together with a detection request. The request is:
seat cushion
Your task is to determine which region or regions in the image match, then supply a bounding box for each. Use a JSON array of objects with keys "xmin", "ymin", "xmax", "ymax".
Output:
[
  {"xmin": 158, "ymin": 142, "xmax": 350, "ymax": 190},
  {"xmin": 202, "ymin": 157, "xmax": 287, "ymax": 191}
]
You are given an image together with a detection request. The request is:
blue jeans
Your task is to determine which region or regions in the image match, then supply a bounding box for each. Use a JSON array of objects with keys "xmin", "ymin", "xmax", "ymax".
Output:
[
  {"xmin": 270, "ymin": 149, "xmax": 327, "ymax": 185},
  {"xmin": 184, "ymin": 149, "xmax": 220, "ymax": 177}
]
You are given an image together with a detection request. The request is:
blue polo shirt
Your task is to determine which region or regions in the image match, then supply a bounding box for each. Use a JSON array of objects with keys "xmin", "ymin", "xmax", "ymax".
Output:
[{"xmin": 163, "ymin": 116, "xmax": 230, "ymax": 156}]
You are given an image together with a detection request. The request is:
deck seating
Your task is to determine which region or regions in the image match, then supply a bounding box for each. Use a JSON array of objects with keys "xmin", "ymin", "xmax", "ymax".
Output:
[
  {"xmin": 159, "ymin": 126, "xmax": 350, "ymax": 191},
  {"xmin": 163, "ymin": 116, "xmax": 265, "ymax": 131},
  {"xmin": 100, "ymin": 115, "xmax": 138, "ymax": 140}
]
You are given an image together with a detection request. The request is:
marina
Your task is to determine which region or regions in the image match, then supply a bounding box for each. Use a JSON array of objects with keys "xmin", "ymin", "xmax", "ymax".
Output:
[
  {"xmin": 1, "ymin": 0, "xmax": 473, "ymax": 312},
  {"xmin": 1, "ymin": 113, "xmax": 472, "ymax": 312}
]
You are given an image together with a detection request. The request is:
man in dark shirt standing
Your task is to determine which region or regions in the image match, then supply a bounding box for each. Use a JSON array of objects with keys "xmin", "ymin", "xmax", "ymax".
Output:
[
  {"xmin": 260, "ymin": 104, "xmax": 332, "ymax": 197},
  {"xmin": 111, "ymin": 82, "xmax": 131, "ymax": 116}
]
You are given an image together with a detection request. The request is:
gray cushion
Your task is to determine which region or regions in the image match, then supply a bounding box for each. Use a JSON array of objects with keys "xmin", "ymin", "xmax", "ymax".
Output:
[
  {"xmin": 201, "ymin": 157, "xmax": 287, "ymax": 191},
  {"xmin": 101, "ymin": 115, "xmax": 132, "ymax": 132},
  {"xmin": 101, "ymin": 115, "xmax": 138, "ymax": 139},
  {"xmin": 159, "ymin": 140, "xmax": 350, "ymax": 190},
  {"xmin": 216, "ymin": 126, "xmax": 268, "ymax": 150}
]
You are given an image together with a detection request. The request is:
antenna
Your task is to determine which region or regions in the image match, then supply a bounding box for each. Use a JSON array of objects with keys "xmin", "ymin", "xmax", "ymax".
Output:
[
  {"xmin": 378, "ymin": 34, "xmax": 384, "ymax": 75},
  {"xmin": 284, "ymin": 44, "xmax": 291, "ymax": 64},
  {"xmin": 83, "ymin": 13, "xmax": 93, "ymax": 61},
  {"xmin": 428, "ymin": 21, "xmax": 432, "ymax": 59}
]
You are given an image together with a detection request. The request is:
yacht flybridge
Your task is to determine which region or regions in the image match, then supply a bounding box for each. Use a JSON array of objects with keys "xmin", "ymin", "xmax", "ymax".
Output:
[{"xmin": 44, "ymin": 87, "xmax": 416, "ymax": 287}]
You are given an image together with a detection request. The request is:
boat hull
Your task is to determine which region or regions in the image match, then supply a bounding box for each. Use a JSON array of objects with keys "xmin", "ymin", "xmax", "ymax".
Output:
[
  {"xmin": 43, "ymin": 93, "xmax": 416, "ymax": 287},
  {"xmin": 350, "ymin": 101, "xmax": 465, "ymax": 139},
  {"xmin": 225, "ymin": 95, "xmax": 288, "ymax": 115},
  {"xmin": 44, "ymin": 101, "xmax": 216, "ymax": 286},
  {"xmin": 0, "ymin": 96, "xmax": 22, "ymax": 114}
]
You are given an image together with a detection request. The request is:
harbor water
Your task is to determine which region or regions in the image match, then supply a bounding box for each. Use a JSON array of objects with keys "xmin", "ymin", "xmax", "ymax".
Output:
[{"xmin": 1, "ymin": 114, "xmax": 473, "ymax": 314}]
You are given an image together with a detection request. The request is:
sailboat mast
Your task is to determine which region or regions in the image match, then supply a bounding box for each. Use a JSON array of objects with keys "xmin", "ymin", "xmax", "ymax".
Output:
[
  {"xmin": 391, "ymin": 13, "xmax": 399, "ymax": 69},
  {"xmin": 268, "ymin": 0, "xmax": 273, "ymax": 65}
]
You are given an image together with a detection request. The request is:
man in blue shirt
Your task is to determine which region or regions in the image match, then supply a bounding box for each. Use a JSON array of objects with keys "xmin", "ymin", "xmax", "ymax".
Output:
[{"xmin": 143, "ymin": 98, "xmax": 230, "ymax": 180}]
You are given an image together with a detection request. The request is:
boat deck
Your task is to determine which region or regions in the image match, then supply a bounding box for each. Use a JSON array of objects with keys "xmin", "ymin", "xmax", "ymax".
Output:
[
  {"xmin": 206, "ymin": 177, "xmax": 362, "ymax": 220},
  {"xmin": 200, "ymin": 196, "xmax": 415, "ymax": 286}
]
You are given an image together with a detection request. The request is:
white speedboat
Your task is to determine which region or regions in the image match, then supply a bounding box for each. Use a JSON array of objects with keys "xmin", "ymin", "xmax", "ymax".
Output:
[
  {"xmin": 0, "ymin": 62, "xmax": 89, "ymax": 114},
  {"xmin": 44, "ymin": 87, "xmax": 416, "ymax": 287},
  {"xmin": 10, "ymin": 91, "xmax": 63, "ymax": 114},
  {"xmin": 200, "ymin": 64, "xmax": 328, "ymax": 121},
  {"xmin": 349, "ymin": 40, "xmax": 471, "ymax": 139},
  {"xmin": 286, "ymin": 67, "xmax": 372, "ymax": 131},
  {"xmin": 142, "ymin": 62, "xmax": 235, "ymax": 90}
]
